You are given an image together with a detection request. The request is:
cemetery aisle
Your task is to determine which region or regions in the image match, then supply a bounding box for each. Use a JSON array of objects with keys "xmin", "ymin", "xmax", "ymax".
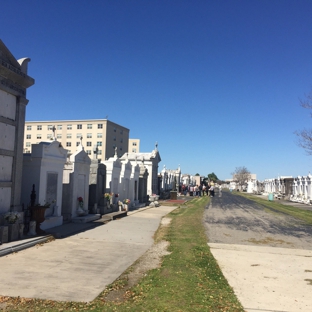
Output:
[
  {"xmin": 205, "ymin": 191, "xmax": 312, "ymax": 312},
  {"xmin": 0, "ymin": 206, "xmax": 176, "ymax": 302}
]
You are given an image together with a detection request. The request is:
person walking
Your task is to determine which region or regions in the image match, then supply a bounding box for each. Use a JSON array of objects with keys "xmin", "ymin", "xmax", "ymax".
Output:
[{"xmin": 194, "ymin": 185, "xmax": 199, "ymax": 197}]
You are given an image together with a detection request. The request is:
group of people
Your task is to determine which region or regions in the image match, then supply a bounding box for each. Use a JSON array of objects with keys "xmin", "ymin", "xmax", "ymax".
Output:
[
  {"xmin": 197, "ymin": 184, "xmax": 215, "ymax": 197},
  {"xmin": 181, "ymin": 183, "xmax": 219, "ymax": 197}
]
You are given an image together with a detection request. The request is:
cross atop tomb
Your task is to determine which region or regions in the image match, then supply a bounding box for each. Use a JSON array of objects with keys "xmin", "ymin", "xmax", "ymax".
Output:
[{"xmin": 155, "ymin": 141, "xmax": 158, "ymax": 150}]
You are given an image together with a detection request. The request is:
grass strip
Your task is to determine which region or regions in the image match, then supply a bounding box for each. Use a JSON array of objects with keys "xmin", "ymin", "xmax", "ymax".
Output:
[
  {"xmin": 1, "ymin": 197, "xmax": 244, "ymax": 311},
  {"xmin": 232, "ymin": 191, "xmax": 312, "ymax": 225}
]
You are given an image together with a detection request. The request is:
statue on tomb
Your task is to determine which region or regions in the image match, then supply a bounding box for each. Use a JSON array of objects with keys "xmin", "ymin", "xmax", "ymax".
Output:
[
  {"xmin": 93, "ymin": 145, "xmax": 98, "ymax": 160},
  {"xmin": 52, "ymin": 125, "xmax": 56, "ymax": 141},
  {"xmin": 172, "ymin": 176, "xmax": 177, "ymax": 191}
]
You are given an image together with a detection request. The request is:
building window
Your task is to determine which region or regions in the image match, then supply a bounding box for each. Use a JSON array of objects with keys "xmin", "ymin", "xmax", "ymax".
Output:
[
  {"xmin": 120, "ymin": 147, "xmax": 122, "ymax": 150},
  {"xmin": 25, "ymin": 150, "xmax": 31, "ymax": 154},
  {"xmin": 76, "ymin": 142, "xmax": 80, "ymax": 146},
  {"xmin": 86, "ymin": 150, "xmax": 91, "ymax": 155},
  {"xmin": 120, "ymin": 139, "xmax": 123, "ymax": 143},
  {"xmin": 26, "ymin": 142, "xmax": 31, "ymax": 147},
  {"xmin": 26, "ymin": 134, "xmax": 31, "ymax": 139},
  {"xmin": 27, "ymin": 125, "xmax": 32, "ymax": 130},
  {"xmin": 47, "ymin": 134, "xmax": 52, "ymax": 139},
  {"xmin": 37, "ymin": 134, "xmax": 42, "ymax": 139},
  {"xmin": 67, "ymin": 124, "xmax": 72, "ymax": 130},
  {"xmin": 77, "ymin": 124, "xmax": 82, "ymax": 129},
  {"xmin": 66, "ymin": 142, "xmax": 71, "ymax": 147},
  {"xmin": 97, "ymin": 133, "xmax": 102, "ymax": 138},
  {"xmin": 87, "ymin": 124, "xmax": 92, "ymax": 129},
  {"xmin": 132, "ymin": 142, "xmax": 137, "ymax": 146},
  {"xmin": 97, "ymin": 150, "xmax": 102, "ymax": 155},
  {"xmin": 98, "ymin": 124, "xmax": 103, "ymax": 129},
  {"xmin": 87, "ymin": 133, "xmax": 92, "ymax": 138},
  {"xmin": 97, "ymin": 142, "xmax": 102, "ymax": 146},
  {"xmin": 57, "ymin": 125, "xmax": 62, "ymax": 130},
  {"xmin": 76, "ymin": 133, "xmax": 82, "ymax": 138},
  {"xmin": 114, "ymin": 127, "xmax": 116, "ymax": 132},
  {"xmin": 57, "ymin": 134, "xmax": 62, "ymax": 139},
  {"xmin": 132, "ymin": 148, "xmax": 136, "ymax": 152},
  {"xmin": 37, "ymin": 125, "xmax": 42, "ymax": 131},
  {"xmin": 113, "ymin": 137, "xmax": 116, "ymax": 141},
  {"xmin": 67, "ymin": 134, "xmax": 72, "ymax": 139},
  {"xmin": 87, "ymin": 142, "xmax": 92, "ymax": 147},
  {"xmin": 47, "ymin": 125, "xmax": 53, "ymax": 130},
  {"xmin": 120, "ymin": 130, "xmax": 123, "ymax": 134}
]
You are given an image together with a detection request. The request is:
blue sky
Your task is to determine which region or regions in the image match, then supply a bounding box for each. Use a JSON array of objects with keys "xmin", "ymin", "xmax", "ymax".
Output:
[{"xmin": 2, "ymin": 0, "xmax": 312, "ymax": 180}]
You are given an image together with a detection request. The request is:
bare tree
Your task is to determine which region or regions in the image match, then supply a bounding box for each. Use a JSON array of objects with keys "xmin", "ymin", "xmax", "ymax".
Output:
[
  {"xmin": 231, "ymin": 166, "xmax": 251, "ymax": 190},
  {"xmin": 295, "ymin": 89, "xmax": 312, "ymax": 154}
]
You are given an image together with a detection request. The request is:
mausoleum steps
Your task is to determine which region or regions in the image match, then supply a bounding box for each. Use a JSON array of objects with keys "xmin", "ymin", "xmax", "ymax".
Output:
[
  {"xmin": 97, "ymin": 211, "xmax": 128, "ymax": 222},
  {"xmin": 72, "ymin": 214, "xmax": 101, "ymax": 224}
]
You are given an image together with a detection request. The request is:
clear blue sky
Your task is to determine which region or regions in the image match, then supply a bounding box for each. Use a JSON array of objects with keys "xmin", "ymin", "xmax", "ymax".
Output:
[{"xmin": 2, "ymin": 0, "xmax": 312, "ymax": 180}]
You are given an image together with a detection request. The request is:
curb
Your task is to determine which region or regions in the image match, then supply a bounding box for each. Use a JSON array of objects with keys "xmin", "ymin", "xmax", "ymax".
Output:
[{"xmin": 0, "ymin": 235, "xmax": 53, "ymax": 257}]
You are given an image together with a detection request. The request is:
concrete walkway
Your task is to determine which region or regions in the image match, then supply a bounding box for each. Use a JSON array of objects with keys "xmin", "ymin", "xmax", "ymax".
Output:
[
  {"xmin": 0, "ymin": 205, "xmax": 176, "ymax": 302},
  {"xmin": 209, "ymin": 243, "xmax": 312, "ymax": 312}
]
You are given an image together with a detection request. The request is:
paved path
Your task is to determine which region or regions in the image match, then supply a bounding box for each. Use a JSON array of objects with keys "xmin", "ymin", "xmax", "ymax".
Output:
[
  {"xmin": 0, "ymin": 205, "xmax": 176, "ymax": 302},
  {"xmin": 205, "ymin": 191, "xmax": 312, "ymax": 312}
]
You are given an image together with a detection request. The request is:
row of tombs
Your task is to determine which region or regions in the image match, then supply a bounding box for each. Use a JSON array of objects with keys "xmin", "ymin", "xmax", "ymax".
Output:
[{"xmin": 11, "ymin": 140, "xmax": 160, "ymax": 235}]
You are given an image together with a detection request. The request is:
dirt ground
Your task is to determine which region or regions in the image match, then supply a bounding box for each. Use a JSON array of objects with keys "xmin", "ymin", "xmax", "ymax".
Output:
[{"xmin": 204, "ymin": 190, "xmax": 312, "ymax": 250}]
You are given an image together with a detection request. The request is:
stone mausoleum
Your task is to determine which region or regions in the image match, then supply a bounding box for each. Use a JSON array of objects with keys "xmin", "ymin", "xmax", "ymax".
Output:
[{"xmin": 0, "ymin": 40, "xmax": 34, "ymax": 215}]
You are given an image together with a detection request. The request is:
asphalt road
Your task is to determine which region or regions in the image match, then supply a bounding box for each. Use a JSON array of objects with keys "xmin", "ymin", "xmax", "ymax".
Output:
[
  {"xmin": 205, "ymin": 190, "xmax": 312, "ymax": 250},
  {"xmin": 204, "ymin": 190, "xmax": 312, "ymax": 312}
]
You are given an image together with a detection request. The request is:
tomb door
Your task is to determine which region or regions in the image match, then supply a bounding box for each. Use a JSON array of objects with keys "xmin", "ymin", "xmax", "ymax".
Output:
[
  {"xmin": 125, "ymin": 179, "xmax": 129, "ymax": 199},
  {"xmin": 113, "ymin": 178, "xmax": 119, "ymax": 202},
  {"xmin": 98, "ymin": 173, "xmax": 105, "ymax": 205},
  {"xmin": 45, "ymin": 173, "xmax": 58, "ymax": 216},
  {"xmin": 134, "ymin": 180, "xmax": 137, "ymax": 200},
  {"xmin": 78, "ymin": 174, "xmax": 86, "ymax": 207}
]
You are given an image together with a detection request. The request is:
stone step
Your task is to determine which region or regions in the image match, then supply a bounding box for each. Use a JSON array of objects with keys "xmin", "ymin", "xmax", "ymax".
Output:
[
  {"xmin": 131, "ymin": 203, "xmax": 147, "ymax": 209},
  {"xmin": 72, "ymin": 214, "xmax": 101, "ymax": 224},
  {"xmin": 98, "ymin": 211, "xmax": 128, "ymax": 222}
]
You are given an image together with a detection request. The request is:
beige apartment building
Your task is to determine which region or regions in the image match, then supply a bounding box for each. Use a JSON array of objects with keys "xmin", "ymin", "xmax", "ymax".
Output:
[
  {"xmin": 24, "ymin": 119, "xmax": 131, "ymax": 161},
  {"xmin": 128, "ymin": 138, "xmax": 140, "ymax": 153}
]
